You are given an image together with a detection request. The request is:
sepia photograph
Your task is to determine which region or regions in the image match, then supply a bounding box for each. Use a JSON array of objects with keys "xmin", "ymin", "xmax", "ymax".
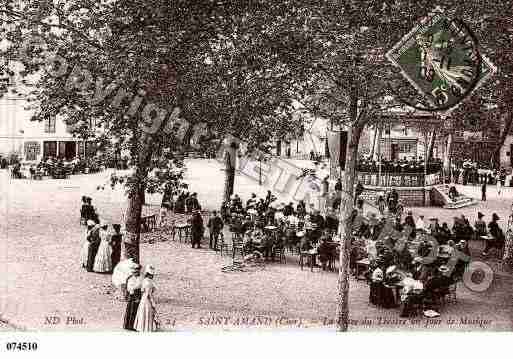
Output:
[{"xmin": 0, "ymin": 1, "xmax": 512, "ymax": 354}]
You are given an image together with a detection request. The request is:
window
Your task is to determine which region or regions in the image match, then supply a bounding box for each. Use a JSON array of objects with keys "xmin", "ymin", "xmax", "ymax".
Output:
[
  {"xmin": 24, "ymin": 141, "xmax": 40, "ymax": 161},
  {"xmin": 44, "ymin": 117, "xmax": 56, "ymax": 133},
  {"xmin": 399, "ymin": 143, "xmax": 415, "ymax": 153}
]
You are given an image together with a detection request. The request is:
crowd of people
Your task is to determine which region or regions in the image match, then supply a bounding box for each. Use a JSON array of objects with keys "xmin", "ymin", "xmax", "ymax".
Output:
[
  {"xmin": 159, "ymin": 187, "xmax": 342, "ymax": 267},
  {"xmin": 348, "ymin": 204, "xmax": 513, "ymax": 317},
  {"xmin": 9, "ymin": 156, "xmax": 105, "ymax": 179},
  {"xmin": 74, "ymin": 165, "xmax": 513, "ymax": 327},
  {"xmin": 217, "ymin": 191, "xmax": 341, "ymax": 264},
  {"xmin": 452, "ymin": 162, "xmax": 508, "ymax": 188},
  {"xmin": 357, "ymin": 156, "xmax": 443, "ymax": 174},
  {"xmin": 160, "ymin": 185, "xmax": 202, "ymax": 214},
  {"xmin": 79, "ymin": 196, "xmax": 158, "ymax": 332}
]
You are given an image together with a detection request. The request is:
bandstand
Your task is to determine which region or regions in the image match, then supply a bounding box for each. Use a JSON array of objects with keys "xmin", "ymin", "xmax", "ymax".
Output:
[
  {"xmin": 355, "ymin": 112, "xmax": 445, "ymax": 207},
  {"xmin": 356, "ymin": 171, "xmax": 442, "ymax": 207}
]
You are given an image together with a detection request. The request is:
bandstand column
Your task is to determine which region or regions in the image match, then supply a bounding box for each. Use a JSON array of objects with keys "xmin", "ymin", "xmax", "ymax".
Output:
[{"xmin": 377, "ymin": 123, "xmax": 382, "ymax": 186}]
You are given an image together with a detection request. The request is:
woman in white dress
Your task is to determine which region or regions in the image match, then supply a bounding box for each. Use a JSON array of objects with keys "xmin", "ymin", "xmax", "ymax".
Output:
[
  {"xmin": 80, "ymin": 220, "xmax": 95, "ymax": 268},
  {"xmin": 496, "ymin": 174, "xmax": 502, "ymax": 196},
  {"xmin": 134, "ymin": 265, "xmax": 157, "ymax": 332},
  {"xmin": 94, "ymin": 221, "xmax": 113, "ymax": 273}
]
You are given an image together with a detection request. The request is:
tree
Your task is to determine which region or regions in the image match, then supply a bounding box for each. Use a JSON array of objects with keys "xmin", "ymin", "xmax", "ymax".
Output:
[
  {"xmin": 2, "ymin": 0, "xmax": 305, "ymax": 261},
  {"xmin": 258, "ymin": 0, "xmax": 511, "ymax": 331},
  {"xmin": 3, "ymin": 0, "xmax": 510, "ymax": 330}
]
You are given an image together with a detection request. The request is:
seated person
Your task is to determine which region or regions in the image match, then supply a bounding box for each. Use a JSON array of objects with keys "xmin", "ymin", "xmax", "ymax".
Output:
[
  {"xmin": 474, "ymin": 212, "xmax": 487, "ymax": 238},
  {"xmin": 318, "ymin": 236, "xmax": 335, "ymax": 271},
  {"xmin": 261, "ymin": 232, "xmax": 274, "ymax": 259},
  {"xmin": 230, "ymin": 214, "xmax": 244, "ymax": 234},
  {"xmin": 299, "ymin": 233, "xmax": 312, "ymax": 251},
  {"xmin": 349, "ymin": 241, "xmax": 366, "ymax": 275},
  {"xmin": 461, "ymin": 215, "xmax": 474, "ymax": 240},
  {"xmin": 396, "ymin": 244, "xmax": 413, "ymax": 272},
  {"xmin": 399, "ymin": 276, "xmax": 424, "ymax": 317},
  {"xmin": 325, "ymin": 213, "xmax": 339, "ymax": 234},
  {"xmin": 241, "ymin": 216, "xmax": 254, "ymax": 233},
  {"xmin": 437, "ymin": 222, "xmax": 452, "ymax": 244},
  {"xmin": 369, "ymin": 261, "xmax": 384, "ymax": 306},
  {"xmin": 448, "ymin": 186, "xmax": 459, "ymax": 201},
  {"xmin": 424, "ymin": 265, "xmax": 452, "ymax": 310},
  {"xmin": 380, "ymin": 265, "xmax": 402, "ymax": 308},
  {"xmin": 483, "ymin": 213, "xmax": 505, "ymax": 256},
  {"xmin": 411, "ymin": 257, "xmax": 427, "ymax": 281},
  {"xmin": 366, "ymin": 238, "xmax": 378, "ymax": 262},
  {"xmin": 418, "ymin": 237, "xmax": 433, "ymax": 258},
  {"xmin": 455, "ymin": 239, "xmax": 470, "ymax": 257}
]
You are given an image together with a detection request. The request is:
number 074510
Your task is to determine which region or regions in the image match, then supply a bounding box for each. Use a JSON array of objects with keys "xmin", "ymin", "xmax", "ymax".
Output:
[{"xmin": 5, "ymin": 342, "xmax": 38, "ymax": 351}]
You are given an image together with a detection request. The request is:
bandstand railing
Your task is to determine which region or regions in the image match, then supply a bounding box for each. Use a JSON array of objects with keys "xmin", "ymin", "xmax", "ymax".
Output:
[{"xmin": 356, "ymin": 171, "xmax": 441, "ymax": 187}]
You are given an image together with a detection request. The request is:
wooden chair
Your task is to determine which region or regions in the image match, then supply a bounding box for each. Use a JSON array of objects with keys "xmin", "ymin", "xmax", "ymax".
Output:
[
  {"xmin": 444, "ymin": 283, "xmax": 457, "ymax": 304},
  {"xmin": 175, "ymin": 224, "xmax": 191, "ymax": 243},
  {"xmin": 327, "ymin": 254, "xmax": 336, "ymax": 271},
  {"xmin": 217, "ymin": 233, "xmax": 230, "ymax": 256},
  {"xmin": 272, "ymin": 246, "xmax": 286, "ymax": 264},
  {"xmin": 140, "ymin": 215, "xmax": 156, "ymax": 233},
  {"xmin": 232, "ymin": 237, "xmax": 245, "ymax": 259},
  {"xmin": 166, "ymin": 220, "xmax": 176, "ymax": 241},
  {"xmin": 231, "ymin": 231, "xmax": 242, "ymax": 241},
  {"xmin": 299, "ymin": 252, "xmax": 315, "ymax": 271}
]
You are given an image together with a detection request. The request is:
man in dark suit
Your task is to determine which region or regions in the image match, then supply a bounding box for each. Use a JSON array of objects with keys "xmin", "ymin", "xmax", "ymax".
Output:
[
  {"xmin": 191, "ymin": 210, "xmax": 204, "ymax": 249},
  {"xmin": 208, "ymin": 211, "xmax": 224, "ymax": 250}
]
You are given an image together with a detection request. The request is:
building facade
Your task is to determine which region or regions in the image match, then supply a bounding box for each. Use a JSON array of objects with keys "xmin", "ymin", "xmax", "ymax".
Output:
[{"xmin": 0, "ymin": 91, "xmax": 87, "ymax": 163}]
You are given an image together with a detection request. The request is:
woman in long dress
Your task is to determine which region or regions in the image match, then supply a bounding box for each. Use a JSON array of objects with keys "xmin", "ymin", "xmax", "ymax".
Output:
[
  {"xmin": 123, "ymin": 266, "xmax": 142, "ymax": 330},
  {"xmin": 80, "ymin": 220, "xmax": 95, "ymax": 268},
  {"xmin": 110, "ymin": 224, "xmax": 122, "ymax": 269},
  {"xmin": 134, "ymin": 265, "xmax": 157, "ymax": 332},
  {"xmin": 94, "ymin": 222, "xmax": 113, "ymax": 273},
  {"xmin": 86, "ymin": 223, "xmax": 101, "ymax": 272}
]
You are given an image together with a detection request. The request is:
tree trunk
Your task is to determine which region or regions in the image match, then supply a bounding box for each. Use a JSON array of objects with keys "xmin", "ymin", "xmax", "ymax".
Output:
[
  {"xmin": 336, "ymin": 121, "xmax": 364, "ymax": 332},
  {"xmin": 123, "ymin": 186, "xmax": 145, "ymax": 263},
  {"xmin": 372, "ymin": 125, "xmax": 383, "ymax": 162},
  {"xmin": 427, "ymin": 129, "xmax": 437, "ymax": 161},
  {"xmin": 370, "ymin": 126, "xmax": 378, "ymax": 160},
  {"xmin": 491, "ymin": 112, "xmax": 513, "ymax": 167},
  {"xmin": 223, "ymin": 162, "xmax": 235, "ymax": 204},
  {"xmin": 122, "ymin": 134, "xmax": 154, "ymax": 263},
  {"xmin": 223, "ymin": 145, "xmax": 237, "ymax": 204}
]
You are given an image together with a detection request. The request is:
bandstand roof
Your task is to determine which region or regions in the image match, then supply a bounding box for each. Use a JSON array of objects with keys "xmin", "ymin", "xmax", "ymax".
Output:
[{"xmin": 377, "ymin": 106, "xmax": 444, "ymax": 127}]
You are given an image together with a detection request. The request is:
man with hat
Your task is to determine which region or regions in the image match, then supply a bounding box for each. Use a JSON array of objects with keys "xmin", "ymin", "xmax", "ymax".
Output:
[
  {"xmin": 424, "ymin": 265, "xmax": 452, "ymax": 309},
  {"xmin": 474, "ymin": 212, "xmax": 487, "ymax": 239},
  {"xmin": 415, "ymin": 215, "xmax": 427, "ymax": 233},
  {"xmin": 369, "ymin": 259, "xmax": 384, "ymax": 306},
  {"xmin": 191, "ymin": 209, "xmax": 204, "ymax": 249},
  {"xmin": 404, "ymin": 211, "xmax": 416, "ymax": 231},
  {"xmin": 208, "ymin": 210, "xmax": 224, "ymax": 251},
  {"xmin": 483, "ymin": 213, "xmax": 505, "ymax": 256},
  {"xmin": 481, "ymin": 179, "xmax": 487, "ymax": 201}
]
